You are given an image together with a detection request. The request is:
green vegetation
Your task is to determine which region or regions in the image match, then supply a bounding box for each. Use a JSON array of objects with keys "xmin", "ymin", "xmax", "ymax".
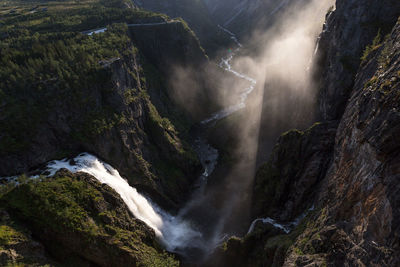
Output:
[
  {"xmin": 0, "ymin": 0, "xmax": 166, "ymax": 33},
  {"xmin": 0, "ymin": 181, "xmax": 17, "ymax": 198},
  {"xmin": 288, "ymin": 207, "xmax": 329, "ymax": 256},
  {"xmin": 0, "ymin": 0, "xmax": 199, "ymax": 265},
  {"xmin": 0, "ymin": 13, "xmax": 138, "ymax": 153},
  {"xmin": 0, "ymin": 224, "xmax": 28, "ymax": 248},
  {"xmin": 1, "ymin": 172, "xmax": 178, "ymax": 266},
  {"xmin": 377, "ymin": 36, "xmax": 392, "ymax": 68},
  {"xmin": 219, "ymin": 206, "xmax": 321, "ymax": 267},
  {"xmin": 0, "ymin": 203, "xmax": 56, "ymax": 266},
  {"xmin": 4, "ymin": 176, "xmax": 101, "ymax": 233},
  {"xmin": 363, "ymin": 33, "xmax": 397, "ymax": 95},
  {"xmin": 264, "ymin": 234, "xmax": 293, "ymax": 251},
  {"xmin": 364, "ymin": 75, "xmax": 378, "ymax": 90},
  {"xmin": 361, "ymin": 30, "xmax": 383, "ymax": 62},
  {"xmin": 0, "ymin": 0, "xmax": 199, "ymax": 196},
  {"xmin": 361, "ymin": 30, "xmax": 392, "ymax": 64},
  {"xmin": 254, "ymin": 122, "xmax": 327, "ymax": 217},
  {"xmin": 0, "ymin": 0, "xmax": 173, "ymax": 155}
]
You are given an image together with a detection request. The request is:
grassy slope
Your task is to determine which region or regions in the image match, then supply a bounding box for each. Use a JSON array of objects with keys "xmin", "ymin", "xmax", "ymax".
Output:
[{"xmin": 0, "ymin": 171, "xmax": 178, "ymax": 266}]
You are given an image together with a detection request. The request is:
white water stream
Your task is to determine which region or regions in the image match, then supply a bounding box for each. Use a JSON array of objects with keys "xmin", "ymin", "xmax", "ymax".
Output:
[
  {"xmin": 201, "ymin": 25, "xmax": 256, "ymax": 125},
  {"xmin": 44, "ymin": 153, "xmax": 202, "ymax": 252},
  {"xmin": 64, "ymin": 24, "xmax": 260, "ymax": 254},
  {"xmin": 0, "ymin": 23, "xmax": 289, "ymax": 257},
  {"xmin": 247, "ymin": 205, "xmax": 315, "ymax": 235}
]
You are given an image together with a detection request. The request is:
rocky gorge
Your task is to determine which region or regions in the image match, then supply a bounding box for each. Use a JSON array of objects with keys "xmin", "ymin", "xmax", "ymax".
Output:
[
  {"xmin": 213, "ymin": 0, "xmax": 400, "ymax": 266},
  {"xmin": 1, "ymin": 0, "xmax": 400, "ymax": 266}
]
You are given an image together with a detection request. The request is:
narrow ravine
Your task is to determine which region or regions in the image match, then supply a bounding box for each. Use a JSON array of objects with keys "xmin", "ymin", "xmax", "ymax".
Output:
[
  {"xmin": 3, "ymin": 23, "xmax": 259, "ymax": 261},
  {"xmin": 75, "ymin": 15, "xmax": 329, "ymax": 260},
  {"xmin": 162, "ymin": 25, "xmax": 260, "ymax": 260},
  {"xmin": 83, "ymin": 24, "xmax": 259, "ymax": 259},
  {"xmin": 201, "ymin": 25, "xmax": 256, "ymax": 125}
]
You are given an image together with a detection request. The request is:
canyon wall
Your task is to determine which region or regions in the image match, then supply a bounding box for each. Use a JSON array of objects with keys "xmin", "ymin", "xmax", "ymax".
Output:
[{"xmin": 217, "ymin": 0, "xmax": 400, "ymax": 266}]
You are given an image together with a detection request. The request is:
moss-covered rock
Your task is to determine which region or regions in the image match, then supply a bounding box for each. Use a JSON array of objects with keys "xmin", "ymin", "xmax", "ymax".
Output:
[
  {"xmin": 0, "ymin": 2, "xmax": 204, "ymax": 208},
  {"xmin": 0, "ymin": 208, "xmax": 55, "ymax": 266},
  {"xmin": 208, "ymin": 210, "xmax": 320, "ymax": 267},
  {"xmin": 1, "ymin": 170, "xmax": 178, "ymax": 266}
]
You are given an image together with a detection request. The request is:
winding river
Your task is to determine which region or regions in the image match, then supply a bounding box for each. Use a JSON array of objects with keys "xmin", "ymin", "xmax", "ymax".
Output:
[{"xmin": 1, "ymin": 23, "xmax": 267, "ymax": 261}]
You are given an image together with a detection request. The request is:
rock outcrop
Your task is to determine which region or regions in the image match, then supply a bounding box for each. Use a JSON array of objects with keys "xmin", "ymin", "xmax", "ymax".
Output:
[
  {"xmin": 252, "ymin": 121, "xmax": 337, "ymax": 222},
  {"xmin": 220, "ymin": 0, "xmax": 400, "ymax": 266},
  {"xmin": 315, "ymin": 0, "xmax": 400, "ymax": 121},
  {"xmin": 134, "ymin": 0, "xmax": 231, "ymax": 54},
  {"xmin": 0, "ymin": 209, "xmax": 55, "ymax": 266},
  {"xmin": 0, "ymin": 16, "xmax": 207, "ymax": 208},
  {"xmin": 203, "ymin": 0, "xmax": 302, "ymax": 39},
  {"xmin": 0, "ymin": 170, "xmax": 178, "ymax": 266},
  {"xmin": 284, "ymin": 16, "xmax": 400, "ymax": 266}
]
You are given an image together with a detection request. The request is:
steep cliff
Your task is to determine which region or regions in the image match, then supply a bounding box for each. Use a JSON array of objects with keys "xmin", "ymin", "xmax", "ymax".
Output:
[
  {"xmin": 0, "ymin": 4, "xmax": 207, "ymax": 208},
  {"xmin": 284, "ymin": 16, "xmax": 400, "ymax": 267},
  {"xmin": 315, "ymin": 0, "xmax": 400, "ymax": 121},
  {"xmin": 135, "ymin": 0, "xmax": 231, "ymax": 55},
  {"xmin": 252, "ymin": 122, "xmax": 337, "ymax": 222},
  {"xmin": 203, "ymin": 0, "xmax": 302, "ymax": 39},
  {"xmin": 219, "ymin": 0, "xmax": 400, "ymax": 266}
]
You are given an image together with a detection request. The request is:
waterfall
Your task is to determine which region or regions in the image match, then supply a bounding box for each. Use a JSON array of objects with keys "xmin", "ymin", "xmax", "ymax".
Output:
[{"xmin": 45, "ymin": 153, "xmax": 202, "ymax": 252}]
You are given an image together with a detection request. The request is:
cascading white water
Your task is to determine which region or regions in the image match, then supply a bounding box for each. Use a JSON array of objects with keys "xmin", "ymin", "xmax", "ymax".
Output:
[
  {"xmin": 247, "ymin": 205, "xmax": 315, "ymax": 235},
  {"xmin": 247, "ymin": 217, "xmax": 291, "ymax": 234},
  {"xmin": 0, "ymin": 2, "xmax": 336, "ymax": 261},
  {"xmin": 12, "ymin": 21, "xmax": 255, "ymax": 257},
  {"xmin": 201, "ymin": 25, "xmax": 256, "ymax": 125},
  {"xmin": 45, "ymin": 153, "xmax": 201, "ymax": 252}
]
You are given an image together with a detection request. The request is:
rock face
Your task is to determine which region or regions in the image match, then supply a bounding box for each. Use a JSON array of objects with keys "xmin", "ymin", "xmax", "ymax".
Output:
[
  {"xmin": 315, "ymin": 0, "xmax": 400, "ymax": 121},
  {"xmin": 0, "ymin": 20, "xmax": 205, "ymax": 208},
  {"xmin": 202, "ymin": 0, "xmax": 299, "ymax": 38},
  {"xmin": 135, "ymin": 0, "xmax": 231, "ymax": 54},
  {"xmin": 0, "ymin": 209, "xmax": 55, "ymax": 266},
  {"xmin": 129, "ymin": 21, "xmax": 207, "ymax": 69},
  {"xmin": 1, "ymin": 170, "xmax": 178, "ymax": 266},
  {"xmin": 220, "ymin": 0, "xmax": 400, "ymax": 266},
  {"xmin": 285, "ymin": 17, "xmax": 400, "ymax": 266},
  {"xmin": 252, "ymin": 121, "xmax": 337, "ymax": 222}
]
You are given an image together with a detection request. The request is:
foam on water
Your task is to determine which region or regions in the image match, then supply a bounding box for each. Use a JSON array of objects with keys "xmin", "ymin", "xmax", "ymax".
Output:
[
  {"xmin": 46, "ymin": 153, "xmax": 201, "ymax": 252},
  {"xmin": 0, "ymin": 23, "xmax": 258, "ymax": 257}
]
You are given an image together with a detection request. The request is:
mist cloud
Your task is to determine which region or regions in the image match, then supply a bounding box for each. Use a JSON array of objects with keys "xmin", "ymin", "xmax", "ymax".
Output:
[{"xmin": 165, "ymin": 0, "xmax": 335, "ymax": 259}]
